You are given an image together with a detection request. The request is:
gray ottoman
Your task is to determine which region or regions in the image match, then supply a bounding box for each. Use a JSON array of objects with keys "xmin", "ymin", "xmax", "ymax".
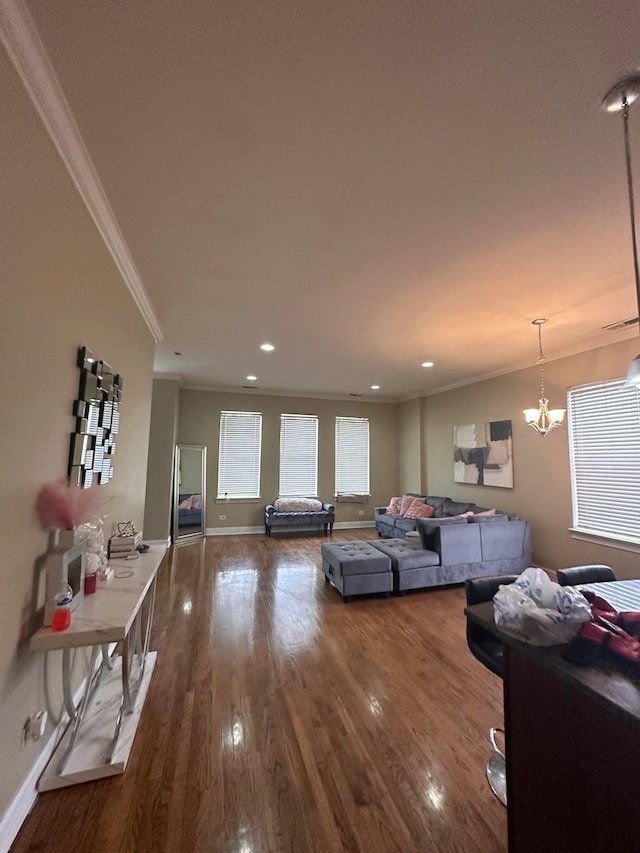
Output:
[
  {"xmin": 321, "ymin": 541, "xmax": 393, "ymax": 602},
  {"xmin": 366, "ymin": 538, "xmax": 440, "ymax": 593}
]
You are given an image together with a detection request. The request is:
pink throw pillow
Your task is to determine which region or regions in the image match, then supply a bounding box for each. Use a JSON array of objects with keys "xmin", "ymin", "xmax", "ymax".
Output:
[
  {"xmin": 404, "ymin": 501, "xmax": 435, "ymax": 520},
  {"xmin": 399, "ymin": 494, "xmax": 416, "ymax": 516},
  {"xmin": 475, "ymin": 508, "xmax": 496, "ymax": 516},
  {"xmin": 457, "ymin": 511, "xmax": 475, "ymax": 518},
  {"xmin": 178, "ymin": 496, "xmax": 193, "ymax": 510},
  {"xmin": 385, "ymin": 497, "xmax": 403, "ymax": 516}
]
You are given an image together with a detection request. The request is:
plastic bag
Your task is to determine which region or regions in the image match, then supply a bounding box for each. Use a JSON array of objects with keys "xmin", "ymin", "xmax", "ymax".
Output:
[{"xmin": 493, "ymin": 568, "xmax": 592, "ymax": 646}]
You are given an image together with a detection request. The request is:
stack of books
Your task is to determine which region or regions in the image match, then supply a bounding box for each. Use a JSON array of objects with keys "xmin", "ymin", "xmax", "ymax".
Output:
[{"xmin": 108, "ymin": 530, "xmax": 142, "ymax": 558}]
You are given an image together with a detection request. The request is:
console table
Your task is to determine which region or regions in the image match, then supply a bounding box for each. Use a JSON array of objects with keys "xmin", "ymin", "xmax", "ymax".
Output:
[
  {"xmin": 31, "ymin": 544, "xmax": 166, "ymax": 791},
  {"xmin": 465, "ymin": 580, "xmax": 640, "ymax": 853}
]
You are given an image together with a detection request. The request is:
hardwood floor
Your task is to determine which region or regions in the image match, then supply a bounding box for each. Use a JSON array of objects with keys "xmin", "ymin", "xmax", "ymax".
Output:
[{"xmin": 11, "ymin": 530, "xmax": 507, "ymax": 853}]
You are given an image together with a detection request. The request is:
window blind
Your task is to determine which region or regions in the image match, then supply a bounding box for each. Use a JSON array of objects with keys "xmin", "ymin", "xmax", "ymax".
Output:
[
  {"xmin": 279, "ymin": 414, "xmax": 318, "ymax": 496},
  {"xmin": 217, "ymin": 411, "xmax": 262, "ymax": 499},
  {"xmin": 568, "ymin": 379, "xmax": 640, "ymax": 543},
  {"xmin": 335, "ymin": 416, "xmax": 370, "ymax": 495}
]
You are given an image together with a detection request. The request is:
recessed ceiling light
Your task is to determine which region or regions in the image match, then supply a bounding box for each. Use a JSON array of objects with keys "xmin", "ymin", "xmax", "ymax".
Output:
[
  {"xmin": 173, "ymin": 351, "xmax": 182, "ymax": 356},
  {"xmin": 421, "ymin": 361, "xmax": 434, "ymax": 368},
  {"xmin": 371, "ymin": 385, "xmax": 380, "ymax": 390},
  {"xmin": 246, "ymin": 375, "xmax": 257, "ymax": 381},
  {"xmin": 260, "ymin": 343, "xmax": 275, "ymax": 352}
]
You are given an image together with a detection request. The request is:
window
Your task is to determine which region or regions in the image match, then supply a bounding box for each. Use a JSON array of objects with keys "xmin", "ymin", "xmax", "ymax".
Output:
[
  {"xmin": 217, "ymin": 411, "xmax": 262, "ymax": 499},
  {"xmin": 335, "ymin": 416, "xmax": 370, "ymax": 495},
  {"xmin": 568, "ymin": 378, "xmax": 640, "ymax": 544},
  {"xmin": 279, "ymin": 414, "xmax": 318, "ymax": 496}
]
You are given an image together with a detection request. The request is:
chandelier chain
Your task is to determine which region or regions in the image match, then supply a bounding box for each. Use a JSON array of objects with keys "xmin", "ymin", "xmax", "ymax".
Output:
[
  {"xmin": 537, "ymin": 322, "xmax": 546, "ymax": 398},
  {"xmin": 622, "ymin": 98, "xmax": 640, "ymax": 325}
]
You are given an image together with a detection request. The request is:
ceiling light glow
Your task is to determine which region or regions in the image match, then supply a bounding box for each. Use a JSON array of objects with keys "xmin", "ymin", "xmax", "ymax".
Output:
[
  {"xmin": 246, "ymin": 375, "xmax": 257, "ymax": 381},
  {"xmin": 421, "ymin": 361, "xmax": 434, "ymax": 368},
  {"xmin": 260, "ymin": 343, "xmax": 275, "ymax": 352},
  {"xmin": 371, "ymin": 385, "xmax": 380, "ymax": 390}
]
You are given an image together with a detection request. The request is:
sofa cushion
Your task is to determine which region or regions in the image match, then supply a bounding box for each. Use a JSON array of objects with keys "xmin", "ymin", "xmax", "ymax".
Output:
[
  {"xmin": 274, "ymin": 497, "xmax": 322, "ymax": 512},
  {"xmin": 444, "ymin": 499, "xmax": 477, "ymax": 516},
  {"xmin": 426, "ymin": 496, "xmax": 448, "ymax": 517},
  {"xmin": 395, "ymin": 516, "xmax": 420, "ymax": 533}
]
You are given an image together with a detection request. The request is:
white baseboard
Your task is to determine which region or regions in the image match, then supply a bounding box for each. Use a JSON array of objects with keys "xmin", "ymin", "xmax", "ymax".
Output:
[
  {"xmin": 206, "ymin": 525, "xmax": 264, "ymax": 536},
  {"xmin": 205, "ymin": 522, "xmax": 375, "ymax": 537},
  {"xmin": 0, "ymin": 682, "xmax": 84, "ymax": 853}
]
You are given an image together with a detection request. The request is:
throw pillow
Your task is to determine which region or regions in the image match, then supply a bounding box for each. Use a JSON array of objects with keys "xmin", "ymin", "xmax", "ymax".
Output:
[
  {"xmin": 475, "ymin": 507, "xmax": 496, "ymax": 516},
  {"xmin": 385, "ymin": 496, "xmax": 403, "ymax": 516},
  {"xmin": 457, "ymin": 511, "xmax": 475, "ymax": 518},
  {"xmin": 191, "ymin": 494, "xmax": 203, "ymax": 509},
  {"xmin": 399, "ymin": 494, "xmax": 417, "ymax": 516},
  {"xmin": 178, "ymin": 496, "xmax": 193, "ymax": 510},
  {"xmin": 404, "ymin": 500, "xmax": 435, "ymax": 520}
]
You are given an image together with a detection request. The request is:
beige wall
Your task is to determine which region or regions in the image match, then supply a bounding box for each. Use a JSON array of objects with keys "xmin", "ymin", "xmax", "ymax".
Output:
[
  {"xmin": 0, "ymin": 47, "xmax": 155, "ymax": 825},
  {"xmin": 177, "ymin": 389, "xmax": 399, "ymax": 530},
  {"xmin": 421, "ymin": 337, "xmax": 640, "ymax": 577},
  {"xmin": 143, "ymin": 379, "xmax": 179, "ymax": 541}
]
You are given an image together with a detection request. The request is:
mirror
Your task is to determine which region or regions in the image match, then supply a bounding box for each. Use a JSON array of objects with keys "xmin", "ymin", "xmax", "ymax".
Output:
[{"xmin": 173, "ymin": 445, "xmax": 207, "ymax": 542}]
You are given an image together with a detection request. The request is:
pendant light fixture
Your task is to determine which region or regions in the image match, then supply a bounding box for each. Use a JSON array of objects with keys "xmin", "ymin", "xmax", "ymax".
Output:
[
  {"xmin": 602, "ymin": 73, "xmax": 640, "ymax": 387},
  {"xmin": 522, "ymin": 319, "xmax": 566, "ymax": 436}
]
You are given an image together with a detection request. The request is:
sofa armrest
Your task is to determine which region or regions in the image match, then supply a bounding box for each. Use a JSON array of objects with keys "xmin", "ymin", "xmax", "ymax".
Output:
[
  {"xmin": 322, "ymin": 503, "xmax": 335, "ymax": 513},
  {"xmin": 265, "ymin": 505, "xmax": 275, "ymax": 516},
  {"xmin": 374, "ymin": 506, "xmax": 388, "ymax": 518}
]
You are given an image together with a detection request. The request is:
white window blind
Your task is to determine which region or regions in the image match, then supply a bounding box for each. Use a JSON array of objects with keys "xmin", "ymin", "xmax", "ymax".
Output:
[
  {"xmin": 279, "ymin": 414, "xmax": 318, "ymax": 496},
  {"xmin": 217, "ymin": 411, "xmax": 262, "ymax": 499},
  {"xmin": 568, "ymin": 379, "xmax": 640, "ymax": 543},
  {"xmin": 335, "ymin": 416, "xmax": 370, "ymax": 495}
]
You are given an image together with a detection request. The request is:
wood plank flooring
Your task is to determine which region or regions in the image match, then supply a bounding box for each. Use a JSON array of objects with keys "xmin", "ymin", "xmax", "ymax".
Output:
[{"xmin": 11, "ymin": 530, "xmax": 507, "ymax": 852}]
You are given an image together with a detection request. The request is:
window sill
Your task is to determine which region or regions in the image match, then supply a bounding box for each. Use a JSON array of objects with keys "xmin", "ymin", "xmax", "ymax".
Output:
[
  {"xmin": 569, "ymin": 528, "xmax": 640, "ymax": 554},
  {"xmin": 215, "ymin": 497, "xmax": 262, "ymax": 504}
]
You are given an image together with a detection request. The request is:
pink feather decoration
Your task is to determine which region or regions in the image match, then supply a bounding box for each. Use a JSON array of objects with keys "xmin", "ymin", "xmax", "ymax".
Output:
[{"xmin": 35, "ymin": 478, "xmax": 108, "ymax": 530}]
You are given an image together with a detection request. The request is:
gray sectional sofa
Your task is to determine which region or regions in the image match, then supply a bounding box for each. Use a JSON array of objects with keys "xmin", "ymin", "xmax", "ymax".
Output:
[
  {"xmin": 322, "ymin": 513, "xmax": 531, "ymax": 600},
  {"xmin": 374, "ymin": 494, "xmax": 490, "ymax": 538}
]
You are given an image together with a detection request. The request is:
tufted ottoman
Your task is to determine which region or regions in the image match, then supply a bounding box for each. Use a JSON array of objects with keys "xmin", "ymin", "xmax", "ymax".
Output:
[
  {"xmin": 366, "ymin": 538, "xmax": 440, "ymax": 593},
  {"xmin": 321, "ymin": 541, "xmax": 392, "ymax": 602}
]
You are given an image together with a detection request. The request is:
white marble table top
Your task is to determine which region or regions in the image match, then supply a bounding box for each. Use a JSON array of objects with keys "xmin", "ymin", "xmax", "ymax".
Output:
[{"xmin": 31, "ymin": 545, "xmax": 167, "ymax": 651}]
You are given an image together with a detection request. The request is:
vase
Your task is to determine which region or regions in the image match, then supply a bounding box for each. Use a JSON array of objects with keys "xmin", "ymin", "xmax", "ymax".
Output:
[{"xmin": 51, "ymin": 528, "xmax": 75, "ymax": 553}]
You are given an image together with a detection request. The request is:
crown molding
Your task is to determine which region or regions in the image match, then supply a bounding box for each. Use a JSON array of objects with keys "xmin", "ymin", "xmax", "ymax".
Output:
[{"xmin": 0, "ymin": 0, "xmax": 163, "ymax": 343}]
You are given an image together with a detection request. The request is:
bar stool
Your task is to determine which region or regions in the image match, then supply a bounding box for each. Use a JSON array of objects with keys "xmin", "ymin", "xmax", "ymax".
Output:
[
  {"xmin": 465, "ymin": 574, "xmax": 519, "ymax": 806},
  {"xmin": 556, "ymin": 565, "xmax": 616, "ymax": 586}
]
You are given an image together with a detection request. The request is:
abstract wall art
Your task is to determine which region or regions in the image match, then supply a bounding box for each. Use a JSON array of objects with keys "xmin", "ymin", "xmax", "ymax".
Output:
[{"xmin": 453, "ymin": 420, "xmax": 513, "ymax": 488}]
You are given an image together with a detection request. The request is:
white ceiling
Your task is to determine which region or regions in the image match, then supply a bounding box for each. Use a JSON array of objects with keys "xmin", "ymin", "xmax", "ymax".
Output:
[{"xmin": 11, "ymin": 1, "xmax": 640, "ymax": 400}]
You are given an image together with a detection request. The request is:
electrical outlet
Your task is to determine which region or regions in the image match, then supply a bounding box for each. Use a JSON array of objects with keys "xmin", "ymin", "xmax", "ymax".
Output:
[
  {"xmin": 358, "ymin": 510, "xmax": 364, "ymax": 515},
  {"xmin": 219, "ymin": 515, "xmax": 226, "ymax": 520},
  {"xmin": 23, "ymin": 711, "xmax": 47, "ymax": 745}
]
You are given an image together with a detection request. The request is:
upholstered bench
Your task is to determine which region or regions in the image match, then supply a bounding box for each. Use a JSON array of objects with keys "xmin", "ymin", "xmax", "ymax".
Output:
[
  {"xmin": 321, "ymin": 541, "xmax": 392, "ymax": 602},
  {"xmin": 265, "ymin": 497, "xmax": 335, "ymax": 536}
]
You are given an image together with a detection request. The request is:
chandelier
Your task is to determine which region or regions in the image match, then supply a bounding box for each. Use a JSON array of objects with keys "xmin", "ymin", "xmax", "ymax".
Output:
[
  {"xmin": 602, "ymin": 73, "xmax": 640, "ymax": 387},
  {"xmin": 522, "ymin": 319, "xmax": 566, "ymax": 436}
]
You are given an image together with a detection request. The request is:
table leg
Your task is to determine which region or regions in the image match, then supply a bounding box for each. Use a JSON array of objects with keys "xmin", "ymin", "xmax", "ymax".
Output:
[{"xmin": 57, "ymin": 645, "xmax": 101, "ymax": 772}]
